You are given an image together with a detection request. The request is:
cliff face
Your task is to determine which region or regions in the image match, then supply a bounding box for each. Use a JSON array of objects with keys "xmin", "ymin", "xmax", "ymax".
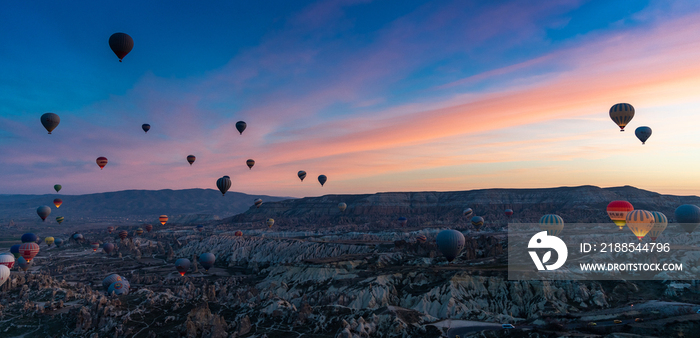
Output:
[{"xmin": 223, "ymin": 185, "xmax": 700, "ymax": 227}]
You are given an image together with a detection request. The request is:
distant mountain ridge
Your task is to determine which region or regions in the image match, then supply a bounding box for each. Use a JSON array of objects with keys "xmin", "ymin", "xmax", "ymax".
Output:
[
  {"xmin": 0, "ymin": 189, "xmax": 294, "ymax": 224},
  {"xmin": 223, "ymin": 185, "xmax": 700, "ymax": 227}
]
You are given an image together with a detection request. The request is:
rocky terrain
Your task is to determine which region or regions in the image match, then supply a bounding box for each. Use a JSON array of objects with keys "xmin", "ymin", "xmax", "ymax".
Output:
[{"xmin": 1, "ymin": 185, "xmax": 700, "ymax": 337}]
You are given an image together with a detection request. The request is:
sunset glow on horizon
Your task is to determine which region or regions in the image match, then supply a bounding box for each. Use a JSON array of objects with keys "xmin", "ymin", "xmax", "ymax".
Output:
[{"xmin": 2, "ymin": 1, "xmax": 700, "ymax": 197}]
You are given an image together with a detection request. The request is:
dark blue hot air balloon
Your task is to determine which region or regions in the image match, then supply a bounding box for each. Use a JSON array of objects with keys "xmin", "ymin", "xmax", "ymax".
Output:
[
  {"xmin": 675, "ymin": 204, "xmax": 700, "ymax": 234},
  {"xmin": 635, "ymin": 126, "xmax": 652, "ymax": 144},
  {"xmin": 10, "ymin": 244, "xmax": 21, "ymax": 259},
  {"xmin": 21, "ymin": 233, "xmax": 38, "ymax": 243}
]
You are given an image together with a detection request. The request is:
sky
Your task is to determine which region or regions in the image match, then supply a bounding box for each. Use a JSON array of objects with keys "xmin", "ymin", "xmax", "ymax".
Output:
[{"xmin": 1, "ymin": 0, "xmax": 700, "ymax": 197}]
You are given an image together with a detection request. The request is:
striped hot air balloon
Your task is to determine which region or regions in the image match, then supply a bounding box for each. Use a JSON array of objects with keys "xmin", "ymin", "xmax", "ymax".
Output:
[
  {"xmin": 145, "ymin": 224, "xmax": 153, "ymax": 232},
  {"xmin": 118, "ymin": 230, "xmax": 128, "ymax": 240},
  {"xmin": 91, "ymin": 242, "xmax": 100, "ymax": 252},
  {"xmin": 538, "ymin": 214, "xmax": 564, "ymax": 236},
  {"xmin": 436, "ymin": 230, "xmax": 465, "ymax": 262},
  {"xmin": 267, "ymin": 218, "xmax": 275, "ymax": 228},
  {"xmin": 463, "ymin": 208, "xmax": 474, "ymax": 217},
  {"xmin": 626, "ymin": 210, "xmax": 655, "ymax": 241},
  {"xmin": 609, "ymin": 103, "xmax": 635, "ymax": 131},
  {"xmin": 505, "ymin": 209, "xmax": 513, "ymax": 217},
  {"xmin": 298, "ymin": 171, "xmax": 306, "ymax": 181},
  {"xmin": 254, "ymin": 198, "xmax": 263, "ymax": 208},
  {"xmin": 107, "ymin": 226, "xmax": 114, "ymax": 234},
  {"xmin": 234, "ymin": 230, "xmax": 243, "ymax": 237},
  {"xmin": 216, "ymin": 176, "xmax": 231, "ymax": 196},
  {"xmin": 96, "ymin": 157, "xmax": 108, "ymax": 169},
  {"xmin": 187, "ymin": 155, "xmax": 196, "ymax": 165},
  {"xmin": 56, "ymin": 216, "xmax": 64, "ymax": 224},
  {"xmin": 53, "ymin": 198, "xmax": 62, "ymax": 208},
  {"xmin": 471, "ymin": 216, "xmax": 484, "ymax": 230},
  {"xmin": 607, "ymin": 201, "xmax": 634, "ymax": 230},
  {"xmin": 416, "ymin": 235, "xmax": 427, "ymax": 244},
  {"xmin": 135, "ymin": 228, "xmax": 144, "ymax": 236},
  {"xmin": 648, "ymin": 211, "xmax": 668, "ymax": 241},
  {"xmin": 159, "ymin": 215, "xmax": 168, "ymax": 225},
  {"xmin": 338, "ymin": 202, "xmax": 347, "ymax": 212},
  {"xmin": 397, "ymin": 217, "xmax": 407, "ymax": 227},
  {"xmin": 109, "ymin": 33, "xmax": 134, "ymax": 62},
  {"xmin": 246, "ymin": 159, "xmax": 255, "ymax": 169},
  {"xmin": 19, "ymin": 243, "xmax": 40, "ymax": 262}
]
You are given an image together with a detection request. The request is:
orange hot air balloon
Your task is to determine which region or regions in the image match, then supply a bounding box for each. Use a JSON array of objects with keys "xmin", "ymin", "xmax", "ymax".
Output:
[
  {"xmin": 159, "ymin": 215, "xmax": 168, "ymax": 225},
  {"xmin": 53, "ymin": 198, "xmax": 62, "ymax": 208},
  {"xmin": 626, "ymin": 210, "xmax": 655, "ymax": 241},
  {"xmin": 607, "ymin": 201, "xmax": 634, "ymax": 230},
  {"xmin": 96, "ymin": 157, "xmax": 108, "ymax": 169}
]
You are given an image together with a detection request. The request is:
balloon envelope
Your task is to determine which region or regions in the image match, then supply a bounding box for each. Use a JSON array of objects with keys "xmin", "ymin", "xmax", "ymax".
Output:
[
  {"xmin": 626, "ymin": 210, "xmax": 655, "ymax": 241},
  {"xmin": 19, "ymin": 243, "xmax": 40, "ymax": 262},
  {"xmin": 505, "ymin": 209, "xmax": 513, "ymax": 217},
  {"xmin": 196, "ymin": 224, "xmax": 204, "ymax": 232},
  {"xmin": 72, "ymin": 233, "xmax": 83, "ymax": 240},
  {"xmin": 56, "ymin": 216, "xmax": 64, "ymax": 224},
  {"xmin": 607, "ymin": 201, "xmax": 634, "ymax": 230},
  {"xmin": 675, "ymin": 204, "xmax": 700, "ymax": 234},
  {"xmin": 318, "ymin": 175, "xmax": 327, "ymax": 186},
  {"xmin": 41, "ymin": 113, "xmax": 60, "ymax": 134},
  {"xmin": 216, "ymin": 176, "xmax": 231, "ymax": 196},
  {"xmin": 107, "ymin": 226, "xmax": 114, "ymax": 233},
  {"xmin": 267, "ymin": 218, "xmax": 275, "ymax": 228},
  {"xmin": 45, "ymin": 237, "xmax": 55, "ymax": 246},
  {"xmin": 416, "ymin": 235, "xmax": 427, "ymax": 243},
  {"xmin": 159, "ymin": 215, "xmax": 168, "ymax": 225},
  {"xmin": 145, "ymin": 224, "xmax": 153, "ymax": 232},
  {"xmin": 118, "ymin": 230, "xmax": 128, "ymax": 240},
  {"xmin": 17, "ymin": 256, "xmax": 29, "ymax": 271},
  {"xmin": 53, "ymin": 198, "xmax": 62, "ymax": 208},
  {"xmin": 463, "ymin": 208, "xmax": 474, "ymax": 217},
  {"xmin": 246, "ymin": 159, "xmax": 255, "ymax": 169},
  {"xmin": 37, "ymin": 206, "xmax": 51, "ymax": 221},
  {"xmin": 635, "ymin": 126, "xmax": 652, "ymax": 144},
  {"xmin": 187, "ymin": 155, "xmax": 196, "ymax": 165},
  {"xmin": 109, "ymin": 33, "xmax": 134, "ymax": 62},
  {"xmin": 471, "ymin": 216, "xmax": 484, "ymax": 230},
  {"xmin": 135, "ymin": 228, "xmax": 143, "ymax": 236},
  {"xmin": 91, "ymin": 242, "xmax": 100, "ymax": 251},
  {"xmin": 10, "ymin": 244, "xmax": 21, "ymax": 259},
  {"xmin": 539, "ymin": 214, "xmax": 564, "ymax": 236},
  {"xmin": 436, "ymin": 230, "xmax": 465, "ymax": 262},
  {"xmin": 234, "ymin": 230, "xmax": 243, "ymax": 237},
  {"xmin": 54, "ymin": 238, "xmax": 63, "ymax": 247},
  {"xmin": 397, "ymin": 217, "xmax": 407, "ymax": 227},
  {"xmin": 96, "ymin": 157, "xmax": 108, "ymax": 169},
  {"xmin": 103, "ymin": 243, "xmax": 115, "ymax": 254},
  {"xmin": 54, "ymin": 184, "xmax": 62, "ymax": 193},
  {"xmin": 175, "ymin": 258, "xmax": 191, "ymax": 276},
  {"xmin": 21, "ymin": 233, "xmax": 38, "ymax": 243},
  {"xmin": 338, "ymin": 202, "xmax": 347, "ymax": 212},
  {"xmin": 0, "ymin": 254, "xmax": 15, "ymax": 270},
  {"xmin": 103, "ymin": 274, "xmax": 122, "ymax": 290},
  {"xmin": 108, "ymin": 281, "xmax": 129, "ymax": 295},
  {"xmin": 609, "ymin": 103, "xmax": 635, "ymax": 131},
  {"xmin": 142, "ymin": 124, "xmax": 150, "ymax": 133},
  {"xmin": 199, "ymin": 253, "xmax": 216, "ymax": 271},
  {"xmin": 298, "ymin": 171, "xmax": 306, "ymax": 181},
  {"xmin": 235, "ymin": 121, "xmax": 247, "ymax": 135},
  {"xmin": 0, "ymin": 265, "xmax": 8, "ymax": 287},
  {"xmin": 649, "ymin": 211, "xmax": 668, "ymax": 241},
  {"xmin": 254, "ymin": 198, "xmax": 263, "ymax": 208}
]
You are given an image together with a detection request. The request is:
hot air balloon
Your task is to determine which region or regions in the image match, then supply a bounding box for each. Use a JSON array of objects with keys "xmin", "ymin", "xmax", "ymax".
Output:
[
  {"xmin": 96, "ymin": 157, "xmax": 108, "ymax": 169},
  {"xmin": 35, "ymin": 237, "xmax": 42, "ymax": 245},
  {"xmin": 187, "ymin": 155, "xmax": 196, "ymax": 165},
  {"xmin": 436, "ymin": 229, "xmax": 465, "ymax": 262},
  {"xmin": 10, "ymin": 244, "xmax": 21, "ymax": 259},
  {"xmin": 54, "ymin": 238, "xmax": 63, "ymax": 247},
  {"xmin": 21, "ymin": 233, "xmax": 38, "ymax": 243},
  {"xmin": 626, "ymin": 210, "xmax": 655, "ymax": 241},
  {"xmin": 135, "ymin": 228, "xmax": 144, "ymax": 236},
  {"xmin": 103, "ymin": 243, "xmax": 115, "ymax": 254},
  {"xmin": 196, "ymin": 224, "xmax": 204, "ymax": 232},
  {"xmin": 635, "ymin": 126, "xmax": 652, "ymax": 145},
  {"xmin": 298, "ymin": 171, "xmax": 306, "ymax": 181},
  {"xmin": 72, "ymin": 233, "xmax": 83, "ymax": 241},
  {"xmin": 199, "ymin": 253, "xmax": 216, "ymax": 272},
  {"xmin": 45, "ymin": 237, "xmax": 54, "ymax": 247},
  {"xmin": 505, "ymin": 209, "xmax": 513, "ymax": 217},
  {"xmin": 234, "ymin": 230, "xmax": 243, "ymax": 237},
  {"xmin": 246, "ymin": 159, "xmax": 255, "ymax": 170},
  {"xmin": 463, "ymin": 208, "xmax": 474, "ymax": 217},
  {"xmin": 471, "ymin": 216, "xmax": 485, "ymax": 230},
  {"xmin": 538, "ymin": 214, "xmax": 564, "ymax": 236},
  {"xmin": 37, "ymin": 206, "xmax": 51, "ymax": 221},
  {"xmin": 338, "ymin": 202, "xmax": 347, "ymax": 212},
  {"xmin": 217, "ymin": 176, "xmax": 231, "ymax": 196},
  {"xmin": 103, "ymin": 274, "xmax": 122, "ymax": 290},
  {"xmin": 648, "ymin": 211, "xmax": 668, "ymax": 241},
  {"xmin": 56, "ymin": 216, "xmax": 64, "ymax": 224},
  {"xmin": 607, "ymin": 201, "xmax": 634, "ymax": 230},
  {"xmin": 254, "ymin": 198, "xmax": 263, "ymax": 208},
  {"xmin": 159, "ymin": 215, "xmax": 168, "ymax": 225},
  {"xmin": 107, "ymin": 226, "xmax": 114, "ymax": 234},
  {"xmin": 267, "ymin": 218, "xmax": 275, "ymax": 228},
  {"xmin": 175, "ymin": 258, "xmax": 191, "ymax": 276},
  {"xmin": 19, "ymin": 243, "xmax": 39, "ymax": 262},
  {"xmin": 235, "ymin": 121, "xmax": 247, "ymax": 135},
  {"xmin": 397, "ymin": 217, "xmax": 408, "ymax": 227},
  {"xmin": 53, "ymin": 198, "xmax": 62, "ymax": 208},
  {"xmin": 54, "ymin": 184, "xmax": 62, "ymax": 193},
  {"xmin": 145, "ymin": 224, "xmax": 153, "ymax": 232},
  {"xmin": 40, "ymin": 113, "xmax": 60, "ymax": 134},
  {"xmin": 416, "ymin": 235, "xmax": 427, "ymax": 244},
  {"xmin": 318, "ymin": 175, "xmax": 327, "ymax": 186},
  {"xmin": 0, "ymin": 265, "xmax": 10, "ymax": 287},
  {"xmin": 142, "ymin": 124, "xmax": 150, "ymax": 133},
  {"xmin": 609, "ymin": 103, "xmax": 635, "ymax": 131},
  {"xmin": 118, "ymin": 230, "xmax": 128, "ymax": 240},
  {"xmin": 91, "ymin": 242, "xmax": 100, "ymax": 252},
  {"xmin": 17, "ymin": 257, "xmax": 29, "ymax": 272},
  {"xmin": 109, "ymin": 33, "xmax": 134, "ymax": 62},
  {"xmin": 675, "ymin": 204, "xmax": 700, "ymax": 234},
  {"xmin": 0, "ymin": 254, "xmax": 15, "ymax": 269},
  {"xmin": 108, "ymin": 281, "xmax": 129, "ymax": 295}
]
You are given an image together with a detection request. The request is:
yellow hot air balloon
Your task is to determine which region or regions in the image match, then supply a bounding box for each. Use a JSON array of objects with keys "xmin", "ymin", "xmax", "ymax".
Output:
[
  {"xmin": 626, "ymin": 210, "xmax": 654, "ymax": 241},
  {"xmin": 266, "ymin": 218, "xmax": 274, "ymax": 228},
  {"xmin": 45, "ymin": 237, "xmax": 55, "ymax": 246}
]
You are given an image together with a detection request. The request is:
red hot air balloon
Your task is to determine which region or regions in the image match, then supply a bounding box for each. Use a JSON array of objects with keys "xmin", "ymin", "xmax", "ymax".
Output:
[
  {"xmin": 109, "ymin": 33, "xmax": 134, "ymax": 62},
  {"xmin": 103, "ymin": 243, "xmax": 115, "ymax": 254},
  {"xmin": 505, "ymin": 209, "xmax": 513, "ymax": 217},
  {"xmin": 118, "ymin": 230, "xmax": 128, "ymax": 240},
  {"xmin": 19, "ymin": 243, "xmax": 40, "ymax": 262},
  {"xmin": 235, "ymin": 230, "xmax": 243, "ymax": 237},
  {"xmin": 607, "ymin": 201, "xmax": 634, "ymax": 230},
  {"xmin": 96, "ymin": 157, "xmax": 108, "ymax": 169},
  {"xmin": 145, "ymin": 224, "xmax": 153, "ymax": 232},
  {"xmin": 54, "ymin": 198, "xmax": 62, "ymax": 208}
]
